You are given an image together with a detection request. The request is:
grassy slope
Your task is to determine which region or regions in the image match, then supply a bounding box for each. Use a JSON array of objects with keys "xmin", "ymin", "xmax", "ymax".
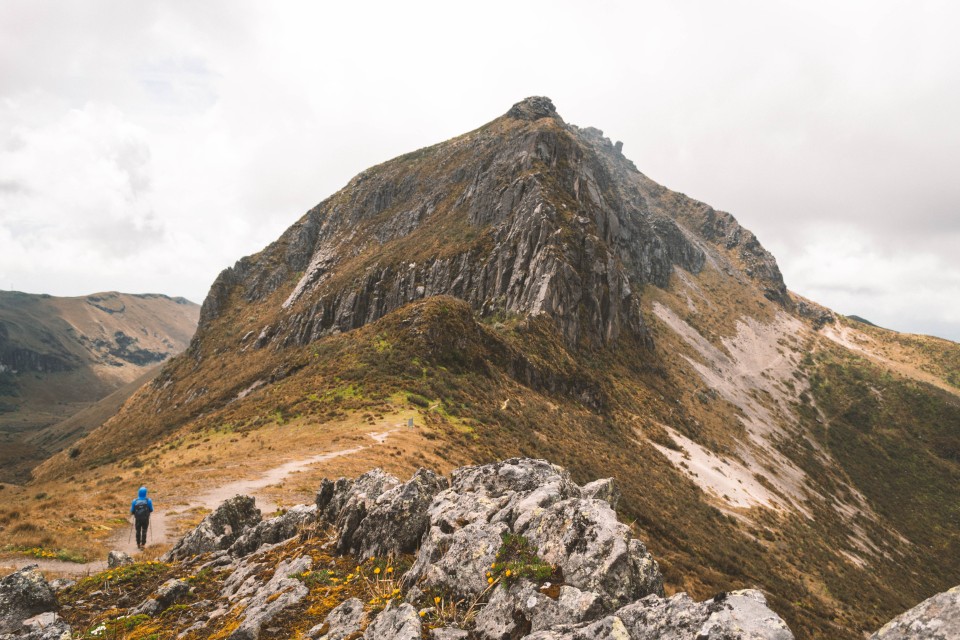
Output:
[{"xmin": 12, "ymin": 293, "xmax": 957, "ymax": 639}]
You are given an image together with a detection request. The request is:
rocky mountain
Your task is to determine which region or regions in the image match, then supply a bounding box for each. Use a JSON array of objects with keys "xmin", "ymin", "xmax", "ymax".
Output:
[
  {"xmin": 2, "ymin": 460, "xmax": 957, "ymax": 640},
  {"xmin": 0, "ymin": 291, "xmax": 199, "ymax": 482},
  {"xmin": 15, "ymin": 98, "xmax": 960, "ymax": 640}
]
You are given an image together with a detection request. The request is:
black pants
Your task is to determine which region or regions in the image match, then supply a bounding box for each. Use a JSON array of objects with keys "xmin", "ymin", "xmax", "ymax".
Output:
[{"xmin": 135, "ymin": 517, "xmax": 149, "ymax": 547}]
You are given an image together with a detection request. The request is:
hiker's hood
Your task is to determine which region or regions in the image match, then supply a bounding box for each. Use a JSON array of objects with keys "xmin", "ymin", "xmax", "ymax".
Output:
[{"xmin": 138, "ymin": 486, "xmax": 148, "ymax": 499}]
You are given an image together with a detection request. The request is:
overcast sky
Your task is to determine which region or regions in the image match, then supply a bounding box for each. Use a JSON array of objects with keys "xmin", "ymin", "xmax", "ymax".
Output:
[{"xmin": 1, "ymin": 1, "xmax": 958, "ymax": 341}]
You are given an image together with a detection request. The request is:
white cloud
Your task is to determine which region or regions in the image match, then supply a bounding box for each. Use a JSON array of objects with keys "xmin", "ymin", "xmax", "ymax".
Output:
[{"xmin": 0, "ymin": 0, "xmax": 957, "ymax": 341}]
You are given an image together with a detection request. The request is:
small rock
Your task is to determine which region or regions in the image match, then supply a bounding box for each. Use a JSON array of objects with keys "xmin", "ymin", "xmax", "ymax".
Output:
[
  {"xmin": 430, "ymin": 628, "xmax": 469, "ymax": 640},
  {"xmin": 133, "ymin": 578, "xmax": 190, "ymax": 617},
  {"xmin": 107, "ymin": 550, "xmax": 133, "ymax": 568},
  {"xmin": 14, "ymin": 611, "xmax": 71, "ymax": 640}
]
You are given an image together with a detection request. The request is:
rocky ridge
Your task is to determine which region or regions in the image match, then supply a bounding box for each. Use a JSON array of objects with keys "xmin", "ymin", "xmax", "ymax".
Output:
[
  {"xmin": 5, "ymin": 459, "xmax": 958, "ymax": 639},
  {"xmin": 2, "ymin": 460, "xmax": 790, "ymax": 639}
]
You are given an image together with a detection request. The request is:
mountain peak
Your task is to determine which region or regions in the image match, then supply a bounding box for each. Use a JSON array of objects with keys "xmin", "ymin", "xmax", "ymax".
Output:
[{"xmin": 505, "ymin": 95, "xmax": 561, "ymax": 122}]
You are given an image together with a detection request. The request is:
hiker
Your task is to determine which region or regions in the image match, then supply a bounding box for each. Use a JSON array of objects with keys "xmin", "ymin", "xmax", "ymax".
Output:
[{"xmin": 130, "ymin": 486, "xmax": 154, "ymax": 550}]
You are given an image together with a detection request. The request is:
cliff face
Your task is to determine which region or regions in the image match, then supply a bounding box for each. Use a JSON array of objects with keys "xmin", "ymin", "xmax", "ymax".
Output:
[{"xmin": 198, "ymin": 97, "xmax": 778, "ymax": 351}]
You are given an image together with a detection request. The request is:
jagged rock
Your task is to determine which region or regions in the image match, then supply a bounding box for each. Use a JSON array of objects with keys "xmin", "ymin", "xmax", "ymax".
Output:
[
  {"xmin": 400, "ymin": 459, "xmax": 662, "ymax": 607},
  {"xmin": 507, "ymin": 96, "xmax": 561, "ymax": 122},
  {"xmin": 198, "ymin": 96, "xmax": 738, "ymax": 352},
  {"xmin": 473, "ymin": 580, "xmax": 604, "ymax": 639},
  {"xmin": 870, "ymin": 584, "xmax": 960, "ymax": 639},
  {"xmin": 165, "ymin": 495, "xmax": 262, "ymax": 561},
  {"xmin": 519, "ymin": 498, "xmax": 663, "ymax": 608},
  {"xmin": 363, "ymin": 603, "xmax": 421, "ymax": 640},
  {"xmin": 133, "ymin": 578, "xmax": 190, "ymax": 616},
  {"xmin": 0, "ymin": 566, "xmax": 58, "ymax": 635},
  {"xmin": 350, "ymin": 468, "xmax": 449, "ymax": 556},
  {"xmin": 406, "ymin": 521, "xmax": 509, "ymax": 598},
  {"xmin": 316, "ymin": 477, "xmax": 353, "ymax": 521},
  {"xmin": 107, "ymin": 550, "xmax": 133, "ymax": 568},
  {"xmin": 228, "ymin": 556, "xmax": 312, "ymax": 640},
  {"xmin": 579, "ymin": 478, "xmax": 620, "ymax": 509},
  {"xmin": 229, "ymin": 504, "xmax": 317, "ymax": 557},
  {"xmin": 315, "ymin": 469, "xmax": 402, "ymax": 555},
  {"xmin": 3, "ymin": 612, "xmax": 71, "ymax": 640},
  {"xmin": 526, "ymin": 590, "xmax": 793, "ymax": 639},
  {"xmin": 307, "ymin": 597, "xmax": 366, "ymax": 639}
]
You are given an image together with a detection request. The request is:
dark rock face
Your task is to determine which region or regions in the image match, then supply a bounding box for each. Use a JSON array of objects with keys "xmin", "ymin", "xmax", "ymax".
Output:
[
  {"xmin": 195, "ymin": 97, "xmax": 787, "ymax": 353},
  {"xmin": 870, "ymin": 585, "xmax": 960, "ymax": 639},
  {"xmin": 0, "ymin": 566, "xmax": 60, "ymax": 636}
]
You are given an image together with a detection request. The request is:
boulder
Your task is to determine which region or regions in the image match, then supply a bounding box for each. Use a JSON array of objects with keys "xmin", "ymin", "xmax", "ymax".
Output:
[
  {"xmin": 107, "ymin": 550, "xmax": 133, "ymax": 568},
  {"xmin": 0, "ymin": 566, "xmax": 58, "ymax": 635},
  {"xmin": 405, "ymin": 521, "xmax": 508, "ymax": 598},
  {"xmin": 402, "ymin": 459, "xmax": 661, "ymax": 608},
  {"xmin": 132, "ymin": 578, "xmax": 190, "ymax": 617},
  {"xmin": 229, "ymin": 504, "xmax": 317, "ymax": 557},
  {"xmin": 870, "ymin": 584, "xmax": 960, "ymax": 639},
  {"xmin": 363, "ymin": 603, "xmax": 421, "ymax": 640},
  {"xmin": 164, "ymin": 495, "xmax": 262, "ymax": 561},
  {"xmin": 307, "ymin": 597, "xmax": 366, "ymax": 639},
  {"xmin": 6, "ymin": 611, "xmax": 71, "ymax": 640},
  {"xmin": 525, "ymin": 589, "xmax": 793, "ymax": 639},
  {"xmin": 519, "ymin": 498, "xmax": 663, "ymax": 607},
  {"xmin": 315, "ymin": 469, "xmax": 401, "ymax": 555},
  {"xmin": 473, "ymin": 580, "xmax": 603, "ymax": 639},
  {"xmin": 228, "ymin": 555, "xmax": 312, "ymax": 640},
  {"xmin": 350, "ymin": 468, "xmax": 449, "ymax": 557}
]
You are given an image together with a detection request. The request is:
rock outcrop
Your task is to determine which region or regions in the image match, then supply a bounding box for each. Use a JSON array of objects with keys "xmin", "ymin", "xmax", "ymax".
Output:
[
  {"xmin": 870, "ymin": 584, "xmax": 960, "ymax": 639},
  {"xmin": 114, "ymin": 458, "xmax": 791, "ymax": 639},
  {"xmin": 164, "ymin": 495, "xmax": 262, "ymax": 561},
  {"xmin": 0, "ymin": 566, "xmax": 69, "ymax": 640},
  {"xmin": 0, "ymin": 566, "xmax": 58, "ymax": 635}
]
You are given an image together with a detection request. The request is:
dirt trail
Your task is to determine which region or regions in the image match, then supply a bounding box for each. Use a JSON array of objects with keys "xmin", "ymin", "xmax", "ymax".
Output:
[{"xmin": 2, "ymin": 431, "xmax": 396, "ymax": 577}]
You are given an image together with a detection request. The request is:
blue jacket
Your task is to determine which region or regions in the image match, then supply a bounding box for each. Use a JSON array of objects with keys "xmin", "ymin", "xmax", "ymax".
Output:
[{"xmin": 131, "ymin": 487, "xmax": 154, "ymax": 517}]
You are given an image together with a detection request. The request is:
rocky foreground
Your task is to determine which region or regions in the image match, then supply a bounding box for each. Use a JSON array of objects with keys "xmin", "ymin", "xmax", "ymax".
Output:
[{"xmin": 1, "ymin": 459, "xmax": 957, "ymax": 639}]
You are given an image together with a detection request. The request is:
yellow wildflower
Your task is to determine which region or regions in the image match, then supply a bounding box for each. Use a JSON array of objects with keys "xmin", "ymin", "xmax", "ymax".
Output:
[{"xmin": 374, "ymin": 567, "xmax": 381, "ymax": 574}]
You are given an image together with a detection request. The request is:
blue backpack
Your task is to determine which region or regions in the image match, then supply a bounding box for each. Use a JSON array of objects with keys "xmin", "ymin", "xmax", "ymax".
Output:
[{"xmin": 133, "ymin": 499, "xmax": 150, "ymax": 520}]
